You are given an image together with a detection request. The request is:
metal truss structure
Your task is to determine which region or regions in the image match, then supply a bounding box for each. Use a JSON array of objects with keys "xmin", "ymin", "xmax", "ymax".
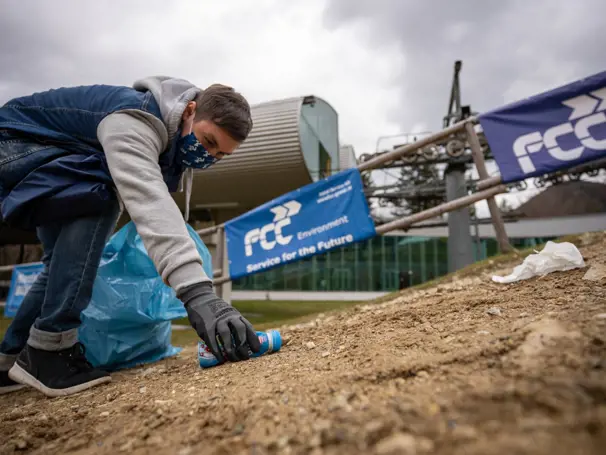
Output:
[{"xmin": 361, "ymin": 61, "xmax": 606, "ymax": 209}]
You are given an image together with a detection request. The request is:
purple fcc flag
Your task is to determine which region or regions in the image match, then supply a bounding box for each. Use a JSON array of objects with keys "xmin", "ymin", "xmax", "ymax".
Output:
[{"xmin": 478, "ymin": 70, "xmax": 606, "ymax": 183}]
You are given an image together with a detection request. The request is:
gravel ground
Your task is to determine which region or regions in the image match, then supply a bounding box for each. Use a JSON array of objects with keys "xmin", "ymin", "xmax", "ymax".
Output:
[{"xmin": 1, "ymin": 232, "xmax": 605, "ymax": 455}]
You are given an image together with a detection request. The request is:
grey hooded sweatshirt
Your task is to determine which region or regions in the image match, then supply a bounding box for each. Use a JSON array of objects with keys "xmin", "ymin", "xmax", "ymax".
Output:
[{"xmin": 96, "ymin": 76, "xmax": 211, "ymax": 293}]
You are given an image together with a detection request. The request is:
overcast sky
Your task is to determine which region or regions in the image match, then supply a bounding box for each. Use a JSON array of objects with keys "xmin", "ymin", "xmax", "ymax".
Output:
[{"xmin": 2, "ymin": 0, "xmax": 603, "ymax": 160}]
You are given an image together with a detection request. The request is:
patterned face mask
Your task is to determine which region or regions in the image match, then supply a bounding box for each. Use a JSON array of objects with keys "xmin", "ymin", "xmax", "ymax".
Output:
[{"xmin": 176, "ymin": 132, "xmax": 219, "ymax": 169}]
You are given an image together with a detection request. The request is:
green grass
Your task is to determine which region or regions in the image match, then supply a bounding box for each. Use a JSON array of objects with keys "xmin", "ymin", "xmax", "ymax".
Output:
[
  {"xmin": 364, "ymin": 231, "xmax": 604, "ymax": 306},
  {"xmin": 172, "ymin": 299, "xmax": 359, "ymax": 346},
  {"xmin": 0, "ymin": 300, "xmax": 360, "ymax": 348},
  {"xmin": 0, "ymin": 316, "xmax": 10, "ymax": 345},
  {"xmin": 3, "ymin": 231, "xmax": 602, "ymax": 348}
]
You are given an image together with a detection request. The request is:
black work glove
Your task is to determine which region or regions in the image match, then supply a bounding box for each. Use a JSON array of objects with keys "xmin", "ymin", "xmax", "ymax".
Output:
[{"xmin": 178, "ymin": 282, "xmax": 261, "ymax": 363}]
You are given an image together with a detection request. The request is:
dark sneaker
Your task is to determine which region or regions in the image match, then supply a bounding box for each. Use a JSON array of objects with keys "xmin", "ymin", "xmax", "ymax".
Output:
[
  {"xmin": 0, "ymin": 370, "xmax": 26, "ymax": 395},
  {"xmin": 8, "ymin": 342, "xmax": 110, "ymax": 398}
]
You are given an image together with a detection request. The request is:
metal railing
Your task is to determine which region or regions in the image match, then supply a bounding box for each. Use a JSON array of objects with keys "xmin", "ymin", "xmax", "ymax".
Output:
[
  {"xmin": 1, "ymin": 117, "xmax": 512, "ymax": 300},
  {"xmin": 195, "ymin": 116, "xmax": 513, "ymax": 297}
]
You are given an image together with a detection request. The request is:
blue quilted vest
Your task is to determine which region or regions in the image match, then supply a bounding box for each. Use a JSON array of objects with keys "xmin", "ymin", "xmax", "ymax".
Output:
[{"xmin": 0, "ymin": 84, "xmax": 184, "ymax": 228}]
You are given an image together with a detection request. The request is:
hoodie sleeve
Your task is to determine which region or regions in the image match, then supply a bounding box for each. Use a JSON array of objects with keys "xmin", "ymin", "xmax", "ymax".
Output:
[{"xmin": 97, "ymin": 110, "xmax": 211, "ymax": 292}]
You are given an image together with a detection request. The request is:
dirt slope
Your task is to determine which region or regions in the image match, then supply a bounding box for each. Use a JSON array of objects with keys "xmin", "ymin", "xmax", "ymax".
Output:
[{"xmin": 1, "ymin": 233, "xmax": 605, "ymax": 455}]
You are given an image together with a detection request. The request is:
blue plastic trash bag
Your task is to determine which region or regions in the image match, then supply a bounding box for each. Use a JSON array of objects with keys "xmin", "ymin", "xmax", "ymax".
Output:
[{"xmin": 78, "ymin": 221, "xmax": 213, "ymax": 371}]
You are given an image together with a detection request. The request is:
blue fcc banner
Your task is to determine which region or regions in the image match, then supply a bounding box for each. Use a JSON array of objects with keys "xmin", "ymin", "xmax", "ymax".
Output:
[
  {"xmin": 478, "ymin": 70, "xmax": 606, "ymax": 183},
  {"xmin": 225, "ymin": 168, "xmax": 376, "ymax": 280},
  {"xmin": 4, "ymin": 263, "xmax": 44, "ymax": 317}
]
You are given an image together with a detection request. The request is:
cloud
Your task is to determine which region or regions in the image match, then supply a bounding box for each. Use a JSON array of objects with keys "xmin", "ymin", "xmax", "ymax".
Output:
[
  {"xmin": 2, "ymin": 0, "xmax": 602, "ymax": 199},
  {"xmin": 0, "ymin": 0, "xmax": 404, "ymax": 157},
  {"xmin": 323, "ymin": 0, "xmax": 606, "ymax": 133},
  {"xmin": 323, "ymin": 0, "xmax": 606, "ymax": 216}
]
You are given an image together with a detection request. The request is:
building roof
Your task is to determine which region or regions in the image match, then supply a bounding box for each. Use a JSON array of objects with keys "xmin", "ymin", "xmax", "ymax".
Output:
[{"xmin": 511, "ymin": 181, "xmax": 606, "ymax": 218}]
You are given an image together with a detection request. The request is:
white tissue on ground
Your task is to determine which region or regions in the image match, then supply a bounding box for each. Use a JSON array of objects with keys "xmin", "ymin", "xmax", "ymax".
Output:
[{"xmin": 492, "ymin": 241, "xmax": 586, "ymax": 284}]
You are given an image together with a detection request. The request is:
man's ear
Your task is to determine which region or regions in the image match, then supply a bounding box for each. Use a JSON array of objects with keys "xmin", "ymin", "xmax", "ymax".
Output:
[{"xmin": 182, "ymin": 101, "xmax": 197, "ymax": 120}]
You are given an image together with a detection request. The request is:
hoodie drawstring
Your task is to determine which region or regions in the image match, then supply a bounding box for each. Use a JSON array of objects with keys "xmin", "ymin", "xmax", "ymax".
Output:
[{"xmin": 183, "ymin": 168, "xmax": 193, "ymax": 223}]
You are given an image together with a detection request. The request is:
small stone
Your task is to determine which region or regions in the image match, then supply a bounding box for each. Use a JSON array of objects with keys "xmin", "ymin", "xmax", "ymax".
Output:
[
  {"xmin": 106, "ymin": 391, "xmax": 120, "ymax": 402},
  {"xmin": 305, "ymin": 341, "xmax": 316, "ymax": 349},
  {"xmin": 365, "ymin": 421, "xmax": 391, "ymax": 444},
  {"xmin": 486, "ymin": 307, "xmax": 502, "ymax": 316},
  {"xmin": 118, "ymin": 440, "xmax": 134, "ymax": 452},
  {"xmin": 178, "ymin": 448, "xmax": 193, "ymax": 455},
  {"xmin": 277, "ymin": 436, "xmax": 290, "ymax": 449},
  {"xmin": 313, "ymin": 419, "xmax": 332, "ymax": 432},
  {"xmin": 375, "ymin": 432, "xmax": 417, "ymax": 455},
  {"xmin": 232, "ymin": 424, "xmax": 245, "ymax": 436},
  {"xmin": 309, "ymin": 434, "xmax": 322, "ymax": 448},
  {"xmin": 139, "ymin": 386, "xmax": 147, "ymax": 394},
  {"xmin": 121, "ymin": 403, "xmax": 136, "ymax": 413},
  {"xmin": 321, "ymin": 351, "xmax": 330, "ymax": 358},
  {"xmin": 477, "ymin": 330, "xmax": 491, "ymax": 335},
  {"xmin": 596, "ymin": 313, "xmax": 606, "ymax": 320},
  {"xmin": 100, "ymin": 411, "xmax": 110, "ymax": 417},
  {"xmin": 519, "ymin": 312, "xmax": 529, "ymax": 317},
  {"xmin": 416, "ymin": 370, "xmax": 429, "ymax": 378},
  {"xmin": 139, "ymin": 366, "xmax": 157, "ymax": 377},
  {"xmin": 427, "ymin": 403, "xmax": 440, "ymax": 416},
  {"xmin": 65, "ymin": 436, "xmax": 90, "ymax": 451},
  {"xmin": 583, "ymin": 264, "xmax": 606, "ymax": 281},
  {"xmin": 329, "ymin": 393, "xmax": 353, "ymax": 412},
  {"xmin": 15, "ymin": 439, "xmax": 28, "ymax": 450},
  {"xmin": 148, "ymin": 435, "xmax": 164, "ymax": 445},
  {"xmin": 417, "ymin": 438, "xmax": 435, "ymax": 452},
  {"xmin": 451, "ymin": 425, "xmax": 479, "ymax": 441}
]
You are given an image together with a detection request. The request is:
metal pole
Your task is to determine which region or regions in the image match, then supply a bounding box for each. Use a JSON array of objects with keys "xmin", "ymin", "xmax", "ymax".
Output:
[
  {"xmin": 214, "ymin": 275, "xmax": 231, "ymax": 286},
  {"xmin": 375, "ymin": 184, "xmax": 508, "ymax": 234},
  {"xmin": 354, "ymin": 242, "xmax": 359, "ymax": 292},
  {"xmin": 215, "ymin": 226, "xmax": 225, "ymax": 299},
  {"xmin": 357, "ymin": 118, "xmax": 474, "ymax": 172},
  {"xmin": 476, "ymin": 176, "xmax": 502, "ymax": 190},
  {"xmin": 474, "ymin": 215, "xmax": 481, "ymax": 261},
  {"xmin": 465, "ymin": 122, "xmax": 512, "ymax": 253},
  {"xmin": 445, "ymin": 163, "xmax": 474, "ymax": 272},
  {"xmin": 0, "ymin": 262, "xmax": 39, "ymax": 273},
  {"xmin": 196, "ymin": 225, "xmax": 221, "ymax": 236}
]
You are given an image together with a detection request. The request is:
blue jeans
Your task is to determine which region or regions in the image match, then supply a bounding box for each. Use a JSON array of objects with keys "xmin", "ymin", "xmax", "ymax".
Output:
[
  {"xmin": 0, "ymin": 203, "xmax": 120, "ymax": 356},
  {"xmin": 0, "ymin": 132, "xmax": 120, "ymax": 358}
]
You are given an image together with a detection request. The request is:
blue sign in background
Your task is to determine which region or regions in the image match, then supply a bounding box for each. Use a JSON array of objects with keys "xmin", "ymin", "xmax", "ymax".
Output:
[
  {"xmin": 479, "ymin": 70, "xmax": 606, "ymax": 183},
  {"xmin": 225, "ymin": 168, "xmax": 376, "ymax": 280},
  {"xmin": 4, "ymin": 263, "xmax": 44, "ymax": 317}
]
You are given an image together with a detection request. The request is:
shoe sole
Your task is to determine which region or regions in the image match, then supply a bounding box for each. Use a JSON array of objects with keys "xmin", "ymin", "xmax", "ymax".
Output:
[
  {"xmin": 8, "ymin": 363, "xmax": 111, "ymax": 398},
  {"xmin": 0, "ymin": 384, "xmax": 26, "ymax": 395}
]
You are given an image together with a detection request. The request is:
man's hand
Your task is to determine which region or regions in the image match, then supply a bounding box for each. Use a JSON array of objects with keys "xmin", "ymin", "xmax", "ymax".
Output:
[{"xmin": 178, "ymin": 282, "xmax": 261, "ymax": 363}]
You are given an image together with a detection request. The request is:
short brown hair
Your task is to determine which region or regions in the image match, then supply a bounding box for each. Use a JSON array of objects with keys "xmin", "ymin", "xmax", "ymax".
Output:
[{"xmin": 193, "ymin": 84, "xmax": 253, "ymax": 142}]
